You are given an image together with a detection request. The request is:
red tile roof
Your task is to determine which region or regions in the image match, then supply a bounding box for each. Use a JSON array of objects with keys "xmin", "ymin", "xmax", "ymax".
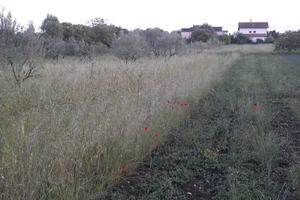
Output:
[{"xmin": 238, "ymin": 22, "xmax": 269, "ymax": 29}]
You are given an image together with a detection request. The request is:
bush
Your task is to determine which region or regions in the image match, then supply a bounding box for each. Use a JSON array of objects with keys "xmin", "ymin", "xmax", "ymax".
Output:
[
  {"xmin": 231, "ymin": 33, "xmax": 251, "ymax": 44},
  {"xmin": 275, "ymin": 31, "xmax": 300, "ymax": 52},
  {"xmin": 265, "ymin": 36, "xmax": 274, "ymax": 43},
  {"xmin": 256, "ymin": 39, "xmax": 264, "ymax": 44},
  {"xmin": 218, "ymin": 35, "xmax": 231, "ymax": 45}
]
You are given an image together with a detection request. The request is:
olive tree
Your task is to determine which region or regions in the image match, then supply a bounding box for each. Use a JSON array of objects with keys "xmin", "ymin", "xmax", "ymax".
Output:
[
  {"xmin": 145, "ymin": 28, "xmax": 184, "ymax": 57},
  {"xmin": 111, "ymin": 31, "xmax": 150, "ymax": 62},
  {"xmin": 0, "ymin": 9, "xmax": 43, "ymax": 86}
]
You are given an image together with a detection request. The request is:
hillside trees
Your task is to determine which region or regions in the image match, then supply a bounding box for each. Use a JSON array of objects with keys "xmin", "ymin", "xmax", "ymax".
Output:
[{"xmin": 0, "ymin": 9, "xmax": 43, "ymax": 86}]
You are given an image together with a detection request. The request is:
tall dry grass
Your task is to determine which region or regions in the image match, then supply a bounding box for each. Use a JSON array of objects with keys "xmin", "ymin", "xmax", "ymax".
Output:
[{"xmin": 0, "ymin": 45, "xmax": 271, "ymax": 199}]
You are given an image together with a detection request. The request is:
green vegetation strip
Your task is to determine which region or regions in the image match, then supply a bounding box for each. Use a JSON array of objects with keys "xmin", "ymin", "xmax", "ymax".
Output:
[{"xmin": 93, "ymin": 53, "xmax": 300, "ymax": 200}]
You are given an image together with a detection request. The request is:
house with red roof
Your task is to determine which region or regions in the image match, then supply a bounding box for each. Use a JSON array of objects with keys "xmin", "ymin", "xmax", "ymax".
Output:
[{"xmin": 238, "ymin": 22, "xmax": 269, "ymax": 42}]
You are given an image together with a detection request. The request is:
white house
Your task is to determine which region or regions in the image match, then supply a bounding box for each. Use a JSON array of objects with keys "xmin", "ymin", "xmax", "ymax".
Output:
[
  {"xmin": 180, "ymin": 25, "xmax": 228, "ymax": 39},
  {"xmin": 238, "ymin": 22, "xmax": 269, "ymax": 42}
]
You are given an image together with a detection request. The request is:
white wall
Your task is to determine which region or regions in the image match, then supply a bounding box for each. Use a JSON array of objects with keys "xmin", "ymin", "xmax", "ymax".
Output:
[
  {"xmin": 238, "ymin": 28, "xmax": 267, "ymax": 34},
  {"xmin": 181, "ymin": 32, "xmax": 191, "ymax": 39}
]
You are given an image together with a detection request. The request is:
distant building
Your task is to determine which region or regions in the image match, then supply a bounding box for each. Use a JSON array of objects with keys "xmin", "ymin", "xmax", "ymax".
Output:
[
  {"xmin": 180, "ymin": 25, "xmax": 228, "ymax": 39},
  {"xmin": 212, "ymin": 27, "xmax": 229, "ymax": 36},
  {"xmin": 238, "ymin": 22, "xmax": 269, "ymax": 42}
]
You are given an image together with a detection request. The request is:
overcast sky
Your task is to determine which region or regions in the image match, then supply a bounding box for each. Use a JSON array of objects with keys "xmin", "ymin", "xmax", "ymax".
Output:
[{"xmin": 1, "ymin": 0, "xmax": 299, "ymax": 33}]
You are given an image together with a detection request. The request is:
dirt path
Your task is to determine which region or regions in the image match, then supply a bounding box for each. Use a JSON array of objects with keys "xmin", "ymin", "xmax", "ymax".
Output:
[{"xmin": 89, "ymin": 53, "xmax": 300, "ymax": 200}]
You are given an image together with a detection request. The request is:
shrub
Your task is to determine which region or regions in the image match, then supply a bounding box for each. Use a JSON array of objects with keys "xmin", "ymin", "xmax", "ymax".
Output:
[
  {"xmin": 231, "ymin": 33, "xmax": 251, "ymax": 44},
  {"xmin": 275, "ymin": 31, "xmax": 300, "ymax": 52},
  {"xmin": 256, "ymin": 39, "xmax": 264, "ymax": 44},
  {"xmin": 265, "ymin": 36, "xmax": 274, "ymax": 43},
  {"xmin": 218, "ymin": 35, "xmax": 231, "ymax": 45}
]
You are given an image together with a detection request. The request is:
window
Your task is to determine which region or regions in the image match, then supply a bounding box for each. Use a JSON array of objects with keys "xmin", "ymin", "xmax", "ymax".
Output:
[
  {"xmin": 249, "ymin": 31, "xmax": 252, "ymax": 33},
  {"xmin": 253, "ymin": 31, "xmax": 256, "ymax": 33}
]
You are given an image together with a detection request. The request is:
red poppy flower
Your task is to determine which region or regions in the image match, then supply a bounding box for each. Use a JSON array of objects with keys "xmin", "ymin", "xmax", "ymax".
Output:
[
  {"xmin": 251, "ymin": 105, "xmax": 264, "ymax": 109},
  {"xmin": 144, "ymin": 127, "xmax": 149, "ymax": 131},
  {"xmin": 180, "ymin": 104, "xmax": 189, "ymax": 106},
  {"xmin": 154, "ymin": 132, "xmax": 159, "ymax": 136}
]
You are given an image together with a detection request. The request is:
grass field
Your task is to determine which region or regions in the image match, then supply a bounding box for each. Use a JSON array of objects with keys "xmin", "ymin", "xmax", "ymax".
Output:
[
  {"xmin": 0, "ymin": 46, "xmax": 240, "ymax": 199},
  {"xmin": 97, "ymin": 50, "xmax": 300, "ymax": 199},
  {"xmin": 2, "ymin": 44, "xmax": 299, "ymax": 200}
]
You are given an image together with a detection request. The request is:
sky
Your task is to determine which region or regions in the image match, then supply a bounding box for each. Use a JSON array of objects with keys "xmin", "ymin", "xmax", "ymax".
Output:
[{"xmin": 0, "ymin": 0, "xmax": 299, "ymax": 33}]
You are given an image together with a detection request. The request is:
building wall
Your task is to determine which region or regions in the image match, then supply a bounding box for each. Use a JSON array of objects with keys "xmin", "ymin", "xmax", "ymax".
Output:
[
  {"xmin": 239, "ymin": 28, "xmax": 268, "ymax": 42},
  {"xmin": 181, "ymin": 32, "xmax": 191, "ymax": 39},
  {"xmin": 216, "ymin": 31, "xmax": 228, "ymax": 36},
  {"xmin": 238, "ymin": 28, "xmax": 267, "ymax": 34}
]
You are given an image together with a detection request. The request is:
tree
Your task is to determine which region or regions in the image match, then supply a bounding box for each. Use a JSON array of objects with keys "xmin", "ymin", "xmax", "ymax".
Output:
[
  {"xmin": 144, "ymin": 28, "xmax": 184, "ymax": 57},
  {"xmin": 0, "ymin": 9, "xmax": 43, "ymax": 86},
  {"xmin": 41, "ymin": 14, "xmax": 63, "ymax": 39},
  {"xmin": 268, "ymin": 30, "xmax": 280, "ymax": 39},
  {"xmin": 88, "ymin": 17, "xmax": 122, "ymax": 47},
  {"xmin": 61, "ymin": 22, "xmax": 75, "ymax": 41},
  {"xmin": 145, "ymin": 28, "xmax": 164, "ymax": 56},
  {"xmin": 191, "ymin": 29, "xmax": 213, "ymax": 42},
  {"xmin": 112, "ymin": 31, "xmax": 150, "ymax": 62}
]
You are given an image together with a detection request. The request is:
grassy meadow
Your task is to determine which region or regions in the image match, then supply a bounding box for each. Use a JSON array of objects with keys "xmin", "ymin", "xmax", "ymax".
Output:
[{"xmin": 0, "ymin": 45, "xmax": 244, "ymax": 199}]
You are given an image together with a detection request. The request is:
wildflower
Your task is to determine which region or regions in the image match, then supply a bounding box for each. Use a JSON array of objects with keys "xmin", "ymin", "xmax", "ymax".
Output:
[
  {"xmin": 251, "ymin": 105, "xmax": 264, "ymax": 109},
  {"xmin": 167, "ymin": 100, "xmax": 176, "ymax": 104},
  {"xmin": 144, "ymin": 127, "xmax": 149, "ymax": 131},
  {"xmin": 154, "ymin": 132, "xmax": 159, "ymax": 136},
  {"xmin": 180, "ymin": 104, "xmax": 189, "ymax": 106}
]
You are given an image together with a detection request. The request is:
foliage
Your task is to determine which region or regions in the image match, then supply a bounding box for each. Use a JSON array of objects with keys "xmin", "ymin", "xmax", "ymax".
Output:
[
  {"xmin": 275, "ymin": 31, "xmax": 300, "ymax": 52},
  {"xmin": 191, "ymin": 28, "xmax": 213, "ymax": 42},
  {"xmin": 218, "ymin": 34, "xmax": 231, "ymax": 44},
  {"xmin": 0, "ymin": 9, "xmax": 43, "ymax": 86},
  {"xmin": 256, "ymin": 38, "xmax": 264, "ymax": 44},
  {"xmin": 268, "ymin": 30, "xmax": 280, "ymax": 39},
  {"xmin": 112, "ymin": 30, "xmax": 150, "ymax": 62},
  {"xmin": 264, "ymin": 36, "xmax": 274, "ymax": 43},
  {"xmin": 145, "ymin": 28, "xmax": 184, "ymax": 57},
  {"xmin": 41, "ymin": 14, "xmax": 63, "ymax": 39},
  {"xmin": 231, "ymin": 33, "xmax": 251, "ymax": 44}
]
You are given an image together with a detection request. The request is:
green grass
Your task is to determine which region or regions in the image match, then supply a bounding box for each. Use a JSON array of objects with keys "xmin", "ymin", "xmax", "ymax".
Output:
[{"xmin": 100, "ymin": 52, "xmax": 300, "ymax": 200}]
